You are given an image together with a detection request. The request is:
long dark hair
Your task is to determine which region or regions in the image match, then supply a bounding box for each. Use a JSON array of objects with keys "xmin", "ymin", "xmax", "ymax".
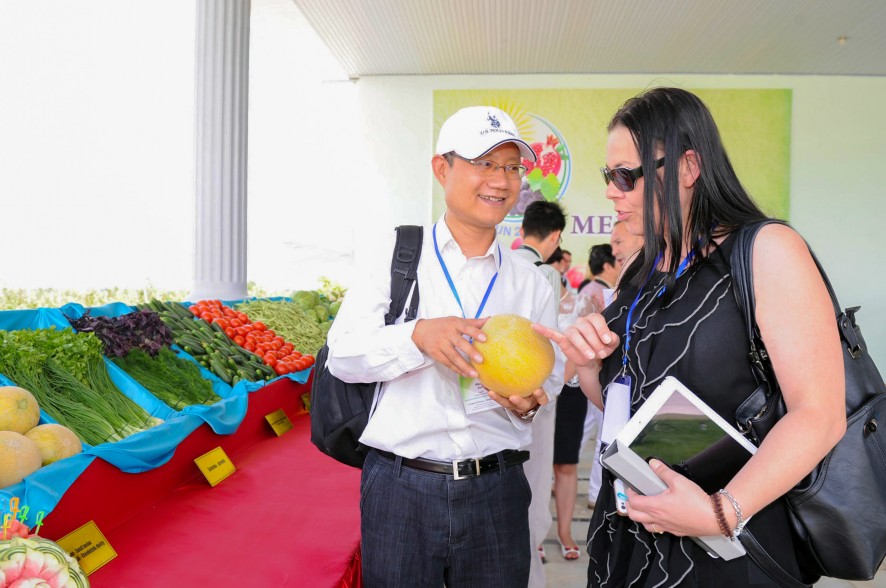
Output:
[{"xmin": 609, "ymin": 87, "xmax": 768, "ymax": 296}]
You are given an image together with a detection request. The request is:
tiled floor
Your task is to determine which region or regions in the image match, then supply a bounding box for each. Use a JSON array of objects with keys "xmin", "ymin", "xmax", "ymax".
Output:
[{"xmin": 542, "ymin": 441, "xmax": 886, "ymax": 587}]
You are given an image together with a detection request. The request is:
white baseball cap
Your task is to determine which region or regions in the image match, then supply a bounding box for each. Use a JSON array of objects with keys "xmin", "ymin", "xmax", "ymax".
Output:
[{"xmin": 435, "ymin": 106, "xmax": 537, "ymax": 163}]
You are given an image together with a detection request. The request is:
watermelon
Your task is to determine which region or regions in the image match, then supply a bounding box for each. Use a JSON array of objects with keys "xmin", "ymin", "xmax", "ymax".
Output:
[{"xmin": 0, "ymin": 536, "xmax": 89, "ymax": 587}]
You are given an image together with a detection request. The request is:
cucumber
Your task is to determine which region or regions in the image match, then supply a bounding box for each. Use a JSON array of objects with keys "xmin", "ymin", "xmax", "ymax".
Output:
[
  {"xmin": 183, "ymin": 343, "xmax": 206, "ymax": 356},
  {"xmin": 209, "ymin": 359, "xmax": 232, "ymax": 384}
]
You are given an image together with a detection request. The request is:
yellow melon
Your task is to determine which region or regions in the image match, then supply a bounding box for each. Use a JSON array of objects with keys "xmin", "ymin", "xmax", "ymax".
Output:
[
  {"xmin": 0, "ymin": 386, "xmax": 41, "ymax": 434},
  {"xmin": 25, "ymin": 424, "xmax": 83, "ymax": 466},
  {"xmin": 470, "ymin": 314, "xmax": 555, "ymax": 397},
  {"xmin": 0, "ymin": 430, "xmax": 43, "ymax": 488}
]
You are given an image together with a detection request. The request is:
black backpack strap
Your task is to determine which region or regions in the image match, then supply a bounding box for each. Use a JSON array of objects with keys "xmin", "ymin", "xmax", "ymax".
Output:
[{"xmin": 384, "ymin": 225, "xmax": 423, "ymax": 326}]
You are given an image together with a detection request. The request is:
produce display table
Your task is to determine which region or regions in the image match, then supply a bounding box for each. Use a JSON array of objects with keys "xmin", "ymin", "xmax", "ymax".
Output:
[{"xmin": 40, "ymin": 377, "xmax": 363, "ymax": 587}]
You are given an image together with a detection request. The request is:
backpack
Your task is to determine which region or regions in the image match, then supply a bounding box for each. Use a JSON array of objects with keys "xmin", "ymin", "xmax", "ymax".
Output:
[
  {"xmin": 310, "ymin": 225, "xmax": 423, "ymax": 468},
  {"xmin": 731, "ymin": 220, "xmax": 886, "ymax": 584}
]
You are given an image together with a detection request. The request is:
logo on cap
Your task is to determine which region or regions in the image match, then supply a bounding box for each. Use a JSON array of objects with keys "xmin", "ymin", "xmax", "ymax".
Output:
[{"xmin": 487, "ymin": 113, "xmax": 500, "ymax": 129}]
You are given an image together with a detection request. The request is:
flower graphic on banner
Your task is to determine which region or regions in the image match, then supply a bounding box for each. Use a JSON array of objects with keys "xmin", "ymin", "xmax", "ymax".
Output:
[{"xmin": 505, "ymin": 110, "xmax": 571, "ymax": 219}]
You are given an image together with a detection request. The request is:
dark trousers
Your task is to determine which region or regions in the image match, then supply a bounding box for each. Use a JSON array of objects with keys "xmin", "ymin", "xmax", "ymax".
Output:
[{"xmin": 360, "ymin": 449, "xmax": 533, "ymax": 588}]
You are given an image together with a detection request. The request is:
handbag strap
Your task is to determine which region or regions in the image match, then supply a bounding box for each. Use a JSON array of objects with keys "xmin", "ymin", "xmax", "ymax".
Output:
[
  {"xmin": 739, "ymin": 531, "xmax": 811, "ymax": 588},
  {"xmin": 732, "ymin": 220, "xmax": 866, "ymax": 368}
]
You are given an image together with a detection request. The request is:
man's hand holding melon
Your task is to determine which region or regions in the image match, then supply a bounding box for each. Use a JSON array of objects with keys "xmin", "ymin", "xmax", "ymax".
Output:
[
  {"xmin": 412, "ymin": 313, "xmax": 557, "ymax": 416},
  {"xmin": 470, "ymin": 314, "xmax": 556, "ymax": 416}
]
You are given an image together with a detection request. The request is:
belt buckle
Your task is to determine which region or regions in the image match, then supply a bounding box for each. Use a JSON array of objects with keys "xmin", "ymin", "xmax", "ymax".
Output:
[{"xmin": 452, "ymin": 458, "xmax": 481, "ymax": 480}]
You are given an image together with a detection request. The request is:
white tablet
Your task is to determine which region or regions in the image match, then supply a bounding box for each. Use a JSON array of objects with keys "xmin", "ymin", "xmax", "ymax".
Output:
[
  {"xmin": 616, "ymin": 375, "xmax": 757, "ymax": 493},
  {"xmin": 601, "ymin": 375, "xmax": 756, "ymax": 560}
]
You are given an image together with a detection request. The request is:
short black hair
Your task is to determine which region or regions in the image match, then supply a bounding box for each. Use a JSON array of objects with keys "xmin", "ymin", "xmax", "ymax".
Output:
[
  {"xmin": 588, "ymin": 244, "xmax": 615, "ymax": 274},
  {"xmin": 522, "ymin": 200, "xmax": 566, "ymax": 239},
  {"xmin": 545, "ymin": 247, "xmax": 564, "ymax": 265}
]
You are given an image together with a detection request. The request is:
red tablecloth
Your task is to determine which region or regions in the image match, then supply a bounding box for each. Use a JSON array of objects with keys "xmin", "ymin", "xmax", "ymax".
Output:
[{"xmin": 41, "ymin": 379, "xmax": 362, "ymax": 587}]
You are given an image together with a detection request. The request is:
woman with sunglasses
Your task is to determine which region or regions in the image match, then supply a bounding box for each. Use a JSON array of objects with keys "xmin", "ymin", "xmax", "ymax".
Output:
[{"xmin": 535, "ymin": 87, "xmax": 845, "ymax": 587}]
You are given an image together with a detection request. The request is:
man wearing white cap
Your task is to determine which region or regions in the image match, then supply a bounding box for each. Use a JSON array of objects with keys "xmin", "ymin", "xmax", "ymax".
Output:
[{"xmin": 328, "ymin": 106, "xmax": 563, "ymax": 587}]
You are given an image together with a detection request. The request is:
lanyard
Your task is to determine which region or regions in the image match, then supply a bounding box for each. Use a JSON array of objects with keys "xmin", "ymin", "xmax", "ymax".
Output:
[
  {"xmin": 621, "ymin": 251, "xmax": 695, "ymax": 372},
  {"xmin": 432, "ymin": 223, "xmax": 501, "ymax": 319}
]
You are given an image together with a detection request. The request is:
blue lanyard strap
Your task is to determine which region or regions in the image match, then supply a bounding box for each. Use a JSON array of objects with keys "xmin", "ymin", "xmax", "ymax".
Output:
[
  {"xmin": 432, "ymin": 223, "xmax": 501, "ymax": 319},
  {"xmin": 622, "ymin": 251, "xmax": 695, "ymax": 370}
]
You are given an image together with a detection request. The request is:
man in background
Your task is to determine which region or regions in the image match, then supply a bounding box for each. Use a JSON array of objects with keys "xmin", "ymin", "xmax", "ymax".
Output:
[
  {"xmin": 513, "ymin": 200, "xmax": 567, "ymax": 587},
  {"xmin": 578, "ymin": 244, "xmax": 618, "ymax": 312},
  {"xmin": 609, "ymin": 219, "xmax": 643, "ymax": 275}
]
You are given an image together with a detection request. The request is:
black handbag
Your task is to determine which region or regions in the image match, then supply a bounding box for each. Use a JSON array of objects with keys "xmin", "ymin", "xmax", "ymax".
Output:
[{"xmin": 730, "ymin": 220, "xmax": 886, "ymax": 584}]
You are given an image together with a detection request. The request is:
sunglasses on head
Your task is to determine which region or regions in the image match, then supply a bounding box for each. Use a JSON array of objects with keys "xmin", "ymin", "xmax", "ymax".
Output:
[{"xmin": 600, "ymin": 157, "xmax": 665, "ymax": 192}]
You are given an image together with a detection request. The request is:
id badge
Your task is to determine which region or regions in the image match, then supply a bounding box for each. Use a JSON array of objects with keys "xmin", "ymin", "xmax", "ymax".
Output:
[
  {"xmin": 600, "ymin": 374, "xmax": 632, "ymax": 446},
  {"xmin": 459, "ymin": 375, "xmax": 499, "ymax": 414}
]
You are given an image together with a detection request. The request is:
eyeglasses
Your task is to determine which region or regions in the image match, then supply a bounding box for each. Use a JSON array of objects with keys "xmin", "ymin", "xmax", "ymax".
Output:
[
  {"xmin": 453, "ymin": 153, "xmax": 527, "ymax": 179},
  {"xmin": 600, "ymin": 157, "xmax": 665, "ymax": 191}
]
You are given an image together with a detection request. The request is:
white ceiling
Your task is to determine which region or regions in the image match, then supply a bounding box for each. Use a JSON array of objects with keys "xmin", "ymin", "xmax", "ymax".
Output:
[{"xmin": 290, "ymin": 0, "xmax": 886, "ymax": 77}]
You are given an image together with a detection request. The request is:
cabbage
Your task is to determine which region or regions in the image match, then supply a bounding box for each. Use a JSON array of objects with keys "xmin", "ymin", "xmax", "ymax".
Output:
[{"xmin": 293, "ymin": 290, "xmax": 319, "ymax": 310}]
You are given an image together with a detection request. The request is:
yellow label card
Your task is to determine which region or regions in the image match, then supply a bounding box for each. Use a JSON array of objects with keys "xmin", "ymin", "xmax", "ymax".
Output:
[
  {"xmin": 264, "ymin": 408, "xmax": 294, "ymax": 436},
  {"xmin": 194, "ymin": 446, "xmax": 236, "ymax": 487},
  {"xmin": 56, "ymin": 520, "xmax": 117, "ymax": 575}
]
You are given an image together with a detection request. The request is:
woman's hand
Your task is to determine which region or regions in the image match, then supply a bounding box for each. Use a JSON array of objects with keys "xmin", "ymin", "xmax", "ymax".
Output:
[
  {"xmin": 623, "ymin": 460, "xmax": 721, "ymax": 537},
  {"xmin": 533, "ymin": 314, "xmax": 620, "ymax": 367}
]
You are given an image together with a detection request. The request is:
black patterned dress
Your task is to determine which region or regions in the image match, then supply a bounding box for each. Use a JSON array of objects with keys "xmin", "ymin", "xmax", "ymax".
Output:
[{"xmin": 587, "ymin": 232, "xmax": 813, "ymax": 587}]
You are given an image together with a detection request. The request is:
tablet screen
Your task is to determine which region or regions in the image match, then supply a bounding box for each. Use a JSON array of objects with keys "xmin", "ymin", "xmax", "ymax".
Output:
[{"xmin": 627, "ymin": 386, "xmax": 754, "ymax": 494}]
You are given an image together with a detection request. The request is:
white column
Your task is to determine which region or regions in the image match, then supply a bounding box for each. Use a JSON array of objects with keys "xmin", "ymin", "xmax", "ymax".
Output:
[{"xmin": 189, "ymin": 0, "xmax": 250, "ymax": 302}]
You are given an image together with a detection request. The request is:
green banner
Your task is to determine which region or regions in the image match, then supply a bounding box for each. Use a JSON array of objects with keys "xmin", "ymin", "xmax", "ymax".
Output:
[{"xmin": 433, "ymin": 89, "xmax": 792, "ymax": 260}]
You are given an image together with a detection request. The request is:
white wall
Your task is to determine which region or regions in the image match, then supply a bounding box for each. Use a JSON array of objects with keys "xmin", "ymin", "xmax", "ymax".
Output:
[{"xmin": 354, "ymin": 74, "xmax": 886, "ymax": 370}]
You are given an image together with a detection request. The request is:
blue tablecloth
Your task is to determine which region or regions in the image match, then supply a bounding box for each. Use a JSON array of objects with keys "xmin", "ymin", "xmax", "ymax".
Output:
[{"xmin": 0, "ymin": 302, "xmax": 310, "ymax": 525}]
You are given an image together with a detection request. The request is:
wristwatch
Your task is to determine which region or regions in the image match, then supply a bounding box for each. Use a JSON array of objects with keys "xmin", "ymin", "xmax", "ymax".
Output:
[{"xmin": 515, "ymin": 406, "xmax": 540, "ymax": 422}]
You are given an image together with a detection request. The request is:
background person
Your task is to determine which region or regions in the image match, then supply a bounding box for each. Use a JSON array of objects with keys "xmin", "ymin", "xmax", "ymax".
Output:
[
  {"xmin": 328, "ymin": 105, "xmax": 563, "ymax": 587},
  {"xmin": 609, "ymin": 219, "xmax": 642, "ymax": 276},
  {"xmin": 578, "ymin": 244, "xmax": 618, "ymax": 311},
  {"xmin": 535, "ymin": 87, "xmax": 844, "ymax": 587},
  {"xmin": 513, "ymin": 199, "xmax": 566, "ymax": 583},
  {"xmin": 575, "ymin": 243, "xmax": 618, "ymax": 510}
]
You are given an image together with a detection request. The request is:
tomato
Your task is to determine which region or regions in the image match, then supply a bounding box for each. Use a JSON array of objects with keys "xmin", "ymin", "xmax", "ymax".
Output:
[
  {"xmin": 213, "ymin": 318, "xmax": 229, "ymax": 329},
  {"xmin": 244, "ymin": 341, "xmax": 256, "ymax": 352},
  {"xmin": 263, "ymin": 354, "xmax": 278, "ymax": 367},
  {"xmin": 252, "ymin": 321, "xmax": 267, "ymax": 332},
  {"xmin": 236, "ymin": 312, "xmax": 249, "ymax": 323},
  {"xmin": 225, "ymin": 327, "xmax": 236, "ymax": 338},
  {"xmin": 290, "ymin": 358, "xmax": 305, "ymax": 372},
  {"xmin": 233, "ymin": 335, "xmax": 245, "ymax": 346},
  {"xmin": 189, "ymin": 306, "xmax": 201, "ymax": 316},
  {"xmin": 303, "ymin": 355, "xmax": 315, "ymax": 367},
  {"xmin": 223, "ymin": 307, "xmax": 236, "ymax": 317},
  {"xmin": 241, "ymin": 324, "xmax": 254, "ymax": 333},
  {"xmin": 273, "ymin": 363, "xmax": 288, "ymax": 375}
]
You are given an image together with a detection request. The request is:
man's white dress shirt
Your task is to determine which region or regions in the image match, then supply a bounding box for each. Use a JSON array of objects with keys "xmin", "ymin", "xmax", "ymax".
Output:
[{"xmin": 327, "ymin": 216, "xmax": 563, "ymax": 461}]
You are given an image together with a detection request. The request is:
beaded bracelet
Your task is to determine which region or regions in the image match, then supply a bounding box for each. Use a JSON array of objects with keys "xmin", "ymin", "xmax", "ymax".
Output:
[
  {"xmin": 710, "ymin": 493, "xmax": 733, "ymax": 540},
  {"xmin": 718, "ymin": 488, "xmax": 747, "ymax": 538}
]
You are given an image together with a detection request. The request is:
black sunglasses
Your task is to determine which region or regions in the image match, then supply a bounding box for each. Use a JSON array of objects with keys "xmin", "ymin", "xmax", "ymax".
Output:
[{"xmin": 600, "ymin": 157, "xmax": 665, "ymax": 191}]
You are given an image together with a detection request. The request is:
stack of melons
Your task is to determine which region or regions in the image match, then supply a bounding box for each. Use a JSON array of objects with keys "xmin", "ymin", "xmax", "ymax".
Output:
[{"xmin": 0, "ymin": 386, "xmax": 82, "ymax": 488}]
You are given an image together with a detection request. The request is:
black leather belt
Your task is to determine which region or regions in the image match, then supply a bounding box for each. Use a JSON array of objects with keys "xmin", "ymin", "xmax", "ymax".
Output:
[{"xmin": 376, "ymin": 449, "xmax": 530, "ymax": 480}]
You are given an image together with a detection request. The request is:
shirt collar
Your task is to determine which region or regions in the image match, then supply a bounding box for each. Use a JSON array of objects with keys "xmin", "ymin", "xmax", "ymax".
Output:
[
  {"xmin": 437, "ymin": 214, "xmax": 501, "ymax": 264},
  {"xmin": 519, "ymin": 243, "xmax": 543, "ymax": 262}
]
